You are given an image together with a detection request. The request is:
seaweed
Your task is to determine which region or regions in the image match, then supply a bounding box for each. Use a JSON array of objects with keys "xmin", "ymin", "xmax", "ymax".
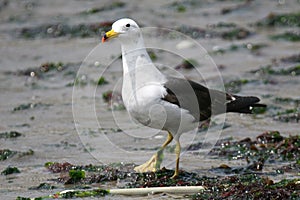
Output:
[
  {"xmin": 19, "ymin": 149, "xmax": 34, "ymax": 157},
  {"xmin": 209, "ymin": 131, "xmax": 300, "ymax": 163},
  {"xmin": 221, "ymin": 0, "xmax": 253, "ymax": 15},
  {"xmin": 251, "ymin": 65, "xmax": 300, "ymax": 76},
  {"xmin": 102, "ymin": 90, "xmax": 125, "ymax": 110},
  {"xmin": 276, "ymin": 161, "xmax": 300, "ymax": 174},
  {"xmin": 252, "ymin": 106, "xmax": 267, "ymax": 114},
  {"xmin": 73, "ymin": 75, "xmax": 88, "ymax": 86},
  {"xmin": 191, "ymin": 175, "xmax": 300, "ymax": 200},
  {"xmin": 175, "ymin": 58, "xmax": 199, "ymax": 70},
  {"xmin": 274, "ymin": 97, "xmax": 300, "ymax": 105},
  {"xmin": 1, "ymin": 166, "xmax": 20, "ymax": 175},
  {"xmin": 274, "ymin": 108, "xmax": 300, "ymax": 123},
  {"xmin": 12, "ymin": 103, "xmax": 52, "ymax": 112},
  {"xmin": 0, "ymin": 149, "xmax": 33, "ymax": 161},
  {"xmin": 7, "ymin": 62, "xmax": 77, "ymax": 79},
  {"xmin": 213, "ymin": 43, "xmax": 268, "ymax": 54},
  {"xmin": 209, "ymin": 22, "xmax": 237, "ymax": 28},
  {"xmin": 148, "ymin": 50, "xmax": 158, "ymax": 61},
  {"xmin": 256, "ymin": 12, "xmax": 300, "ymax": 27},
  {"xmin": 72, "ymin": 75, "xmax": 108, "ymax": 87},
  {"xmin": 173, "ymin": 25, "xmax": 252, "ymax": 40},
  {"xmin": 270, "ymin": 31, "xmax": 300, "ymax": 42},
  {"xmin": 45, "ymin": 162, "xmax": 73, "ymax": 173},
  {"xmin": 96, "ymin": 76, "xmax": 108, "ymax": 85},
  {"xmin": 0, "ymin": 149, "xmax": 17, "ymax": 161},
  {"xmin": 29, "ymin": 183, "xmax": 57, "ymax": 190},
  {"xmin": 176, "ymin": 25, "xmax": 208, "ymax": 39},
  {"xmin": 17, "ymin": 22, "xmax": 112, "ymax": 39},
  {"xmin": 0, "ymin": 131, "xmax": 22, "ymax": 139},
  {"xmin": 209, "ymin": 160, "xmax": 264, "ymax": 175},
  {"xmin": 224, "ymin": 79, "xmax": 251, "ymax": 93},
  {"xmin": 221, "ymin": 27, "xmax": 251, "ymax": 40},
  {"xmin": 0, "ymin": 0, "xmax": 8, "ymax": 11},
  {"xmin": 280, "ymin": 53, "xmax": 300, "ymax": 63},
  {"xmin": 271, "ymin": 100, "xmax": 299, "ymax": 123},
  {"xmin": 80, "ymin": 2, "xmax": 126, "ymax": 15},
  {"xmin": 45, "ymin": 162, "xmax": 134, "ymax": 185},
  {"xmin": 167, "ymin": 0, "xmax": 202, "ymax": 13},
  {"xmin": 18, "ymin": 159, "xmax": 300, "ymax": 199},
  {"xmin": 68, "ymin": 169, "xmax": 86, "ymax": 184}
]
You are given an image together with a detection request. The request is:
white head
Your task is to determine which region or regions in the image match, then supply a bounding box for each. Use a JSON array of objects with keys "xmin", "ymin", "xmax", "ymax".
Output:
[{"xmin": 102, "ymin": 18, "xmax": 140, "ymax": 43}]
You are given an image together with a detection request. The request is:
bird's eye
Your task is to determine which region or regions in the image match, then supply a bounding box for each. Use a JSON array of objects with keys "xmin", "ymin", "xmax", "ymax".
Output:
[{"xmin": 125, "ymin": 23, "xmax": 130, "ymax": 28}]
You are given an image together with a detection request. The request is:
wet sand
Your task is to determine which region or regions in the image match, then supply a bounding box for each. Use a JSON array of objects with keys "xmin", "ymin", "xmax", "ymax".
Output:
[{"xmin": 0, "ymin": 0, "xmax": 299, "ymax": 199}]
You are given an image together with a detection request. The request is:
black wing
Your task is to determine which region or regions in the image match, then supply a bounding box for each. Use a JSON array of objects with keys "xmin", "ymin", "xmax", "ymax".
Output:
[{"xmin": 162, "ymin": 77, "xmax": 265, "ymax": 121}]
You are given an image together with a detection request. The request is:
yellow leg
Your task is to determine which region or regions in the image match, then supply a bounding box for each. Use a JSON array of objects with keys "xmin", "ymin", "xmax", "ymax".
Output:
[
  {"xmin": 171, "ymin": 140, "xmax": 181, "ymax": 179},
  {"xmin": 161, "ymin": 131, "xmax": 174, "ymax": 148},
  {"xmin": 134, "ymin": 132, "xmax": 173, "ymax": 173}
]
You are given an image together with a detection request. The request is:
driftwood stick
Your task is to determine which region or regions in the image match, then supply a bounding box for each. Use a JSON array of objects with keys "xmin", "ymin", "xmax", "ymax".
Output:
[{"xmin": 109, "ymin": 186, "xmax": 205, "ymax": 195}]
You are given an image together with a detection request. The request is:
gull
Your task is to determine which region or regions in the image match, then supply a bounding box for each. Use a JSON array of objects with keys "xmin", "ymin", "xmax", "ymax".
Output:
[{"xmin": 102, "ymin": 18, "xmax": 266, "ymax": 178}]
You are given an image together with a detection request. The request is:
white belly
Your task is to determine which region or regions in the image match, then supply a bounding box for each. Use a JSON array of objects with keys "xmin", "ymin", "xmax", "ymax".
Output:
[{"xmin": 122, "ymin": 83, "xmax": 197, "ymax": 136}]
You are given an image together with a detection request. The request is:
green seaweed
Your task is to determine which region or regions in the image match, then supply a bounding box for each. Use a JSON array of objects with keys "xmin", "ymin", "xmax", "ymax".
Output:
[
  {"xmin": 18, "ymin": 159, "xmax": 300, "ymax": 199},
  {"xmin": 0, "ymin": 149, "xmax": 34, "ymax": 161},
  {"xmin": 97, "ymin": 76, "xmax": 108, "ymax": 85},
  {"xmin": 102, "ymin": 90, "xmax": 113, "ymax": 103},
  {"xmin": 167, "ymin": 0, "xmax": 201, "ymax": 12},
  {"xmin": 175, "ymin": 25, "xmax": 252, "ymax": 40},
  {"xmin": 224, "ymin": 79, "xmax": 251, "ymax": 93},
  {"xmin": 73, "ymin": 75, "xmax": 88, "ymax": 86},
  {"xmin": 191, "ymin": 175, "xmax": 300, "ymax": 200},
  {"xmin": 275, "ymin": 108, "xmax": 299, "ymax": 123},
  {"xmin": 214, "ymin": 22, "xmax": 237, "ymax": 28},
  {"xmin": 69, "ymin": 169, "xmax": 86, "ymax": 183},
  {"xmin": 270, "ymin": 32, "xmax": 300, "ymax": 42},
  {"xmin": 175, "ymin": 58, "xmax": 199, "ymax": 69},
  {"xmin": 18, "ymin": 22, "xmax": 112, "ymax": 39},
  {"xmin": 176, "ymin": 5, "xmax": 186, "ymax": 13},
  {"xmin": 16, "ymin": 197, "xmax": 32, "ymax": 200},
  {"xmin": 221, "ymin": 28, "xmax": 251, "ymax": 40},
  {"xmin": 256, "ymin": 12, "xmax": 300, "ymax": 27},
  {"xmin": 221, "ymin": 0, "xmax": 253, "ymax": 15},
  {"xmin": 210, "ymin": 131, "xmax": 300, "ymax": 163},
  {"xmin": 252, "ymin": 106, "xmax": 267, "ymax": 114},
  {"xmin": 10, "ymin": 62, "xmax": 72, "ymax": 79},
  {"xmin": 29, "ymin": 183, "xmax": 56, "ymax": 190},
  {"xmin": 19, "ymin": 149, "xmax": 34, "ymax": 157},
  {"xmin": 175, "ymin": 25, "xmax": 207, "ymax": 39},
  {"xmin": 102, "ymin": 90, "xmax": 125, "ymax": 110},
  {"xmin": 0, "ymin": 149, "xmax": 17, "ymax": 161},
  {"xmin": 12, "ymin": 103, "xmax": 31, "ymax": 111},
  {"xmin": 1, "ymin": 166, "xmax": 20, "ymax": 175},
  {"xmin": 252, "ymin": 65, "xmax": 300, "ymax": 76},
  {"xmin": 12, "ymin": 103, "xmax": 52, "ymax": 112},
  {"xmin": 281, "ymin": 53, "xmax": 300, "ymax": 63},
  {"xmin": 46, "ymin": 162, "xmax": 73, "ymax": 173},
  {"xmin": 148, "ymin": 50, "xmax": 158, "ymax": 61},
  {"xmin": 0, "ymin": 131, "xmax": 22, "ymax": 139},
  {"xmin": 81, "ymin": 2, "xmax": 125, "ymax": 15},
  {"xmin": 212, "ymin": 43, "xmax": 268, "ymax": 55}
]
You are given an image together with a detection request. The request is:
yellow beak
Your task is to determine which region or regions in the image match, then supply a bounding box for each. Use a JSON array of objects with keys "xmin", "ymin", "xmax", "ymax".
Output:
[{"xmin": 102, "ymin": 29, "xmax": 119, "ymax": 43}]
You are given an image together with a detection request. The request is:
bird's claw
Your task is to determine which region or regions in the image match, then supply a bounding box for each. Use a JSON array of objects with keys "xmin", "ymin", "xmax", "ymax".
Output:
[{"xmin": 134, "ymin": 151, "xmax": 163, "ymax": 173}]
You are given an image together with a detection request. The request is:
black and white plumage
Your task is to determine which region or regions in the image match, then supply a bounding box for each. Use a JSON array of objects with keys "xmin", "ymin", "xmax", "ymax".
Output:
[{"xmin": 102, "ymin": 18, "xmax": 266, "ymax": 178}]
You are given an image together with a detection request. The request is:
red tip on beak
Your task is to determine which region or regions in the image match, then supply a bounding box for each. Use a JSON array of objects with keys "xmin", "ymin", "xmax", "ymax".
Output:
[{"xmin": 101, "ymin": 34, "xmax": 107, "ymax": 43}]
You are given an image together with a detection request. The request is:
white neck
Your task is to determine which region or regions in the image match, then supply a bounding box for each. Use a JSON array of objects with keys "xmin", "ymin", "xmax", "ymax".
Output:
[
  {"xmin": 120, "ymin": 35, "xmax": 165, "ymax": 84},
  {"xmin": 121, "ymin": 36, "xmax": 150, "ymax": 74},
  {"xmin": 120, "ymin": 34, "xmax": 166, "ymax": 107}
]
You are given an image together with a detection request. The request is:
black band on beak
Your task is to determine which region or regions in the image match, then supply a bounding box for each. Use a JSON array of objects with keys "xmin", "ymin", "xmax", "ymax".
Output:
[{"xmin": 102, "ymin": 34, "xmax": 108, "ymax": 43}]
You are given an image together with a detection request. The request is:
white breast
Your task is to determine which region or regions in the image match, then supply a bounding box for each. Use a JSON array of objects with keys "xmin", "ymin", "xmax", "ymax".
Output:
[{"xmin": 122, "ymin": 82, "xmax": 197, "ymax": 136}]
